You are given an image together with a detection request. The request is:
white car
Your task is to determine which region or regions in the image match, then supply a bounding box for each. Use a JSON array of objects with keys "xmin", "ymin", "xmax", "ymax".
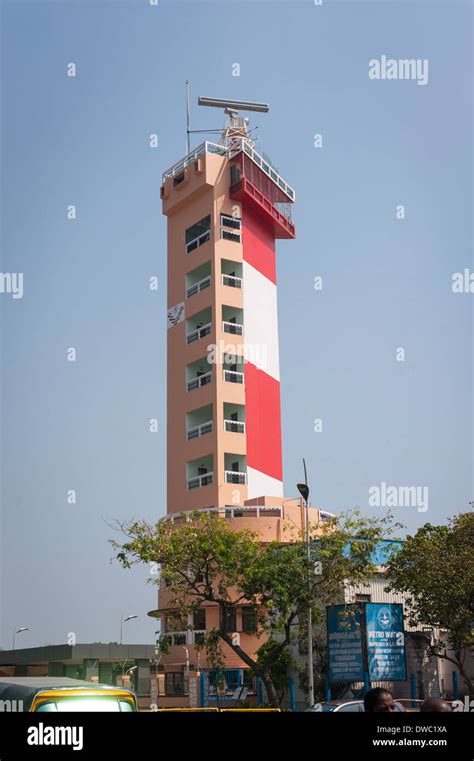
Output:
[{"xmin": 306, "ymin": 700, "xmax": 406, "ymax": 712}]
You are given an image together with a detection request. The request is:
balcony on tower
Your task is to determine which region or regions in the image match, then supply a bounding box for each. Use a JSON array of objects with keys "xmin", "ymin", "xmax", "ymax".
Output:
[
  {"xmin": 186, "ymin": 357, "xmax": 213, "ymax": 392},
  {"xmin": 222, "ymin": 306, "xmax": 244, "ymax": 337},
  {"xmin": 223, "ymin": 353, "xmax": 244, "ymax": 385},
  {"xmin": 229, "ymin": 139, "xmax": 295, "ymax": 239},
  {"xmin": 221, "ymin": 260, "xmax": 243, "ymax": 289},
  {"xmin": 186, "ymin": 455, "xmax": 214, "ymax": 491},
  {"xmin": 223, "ymin": 403, "xmax": 246, "ymax": 434},
  {"xmin": 186, "ymin": 262, "xmax": 211, "ymax": 299},
  {"xmin": 185, "ymin": 307, "xmax": 212, "ymax": 345},
  {"xmin": 224, "ymin": 454, "xmax": 247, "ymax": 485},
  {"xmin": 186, "ymin": 404, "xmax": 213, "ymax": 441}
]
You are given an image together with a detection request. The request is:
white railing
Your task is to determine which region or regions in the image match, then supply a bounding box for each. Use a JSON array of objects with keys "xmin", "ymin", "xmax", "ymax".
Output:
[
  {"xmin": 160, "ymin": 505, "xmax": 285, "ymax": 524},
  {"xmin": 162, "ymin": 630, "xmax": 206, "ymax": 646},
  {"xmin": 224, "ymin": 419, "xmax": 245, "ymax": 434},
  {"xmin": 223, "ymin": 369, "xmax": 244, "ymax": 384},
  {"xmin": 162, "ymin": 631, "xmax": 187, "ymax": 646},
  {"xmin": 186, "ymin": 229, "xmax": 210, "ymax": 254},
  {"xmin": 187, "ymin": 420, "xmax": 213, "ymax": 440},
  {"xmin": 162, "ymin": 141, "xmax": 227, "ymax": 183},
  {"xmin": 187, "ymin": 371, "xmax": 212, "ymax": 392},
  {"xmin": 225, "ymin": 470, "xmax": 247, "ymax": 485},
  {"xmin": 162, "ymin": 138, "xmax": 295, "ymax": 203},
  {"xmin": 240, "ymin": 138, "xmax": 295, "ymax": 201},
  {"xmin": 221, "ymin": 214, "xmax": 242, "ymax": 231},
  {"xmin": 186, "ymin": 275, "xmax": 211, "ymax": 298},
  {"xmin": 220, "ymin": 228, "xmax": 241, "ymax": 244},
  {"xmin": 186, "ymin": 322, "xmax": 212, "ymax": 344},
  {"xmin": 223, "ymin": 506, "xmax": 282, "ymax": 518},
  {"xmin": 187, "ymin": 472, "xmax": 214, "ymax": 490},
  {"xmin": 318, "ymin": 510, "xmax": 334, "ymax": 522},
  {"xmin": 158, "ymin": 505, "xmax": 335, "ymax": 525},
  {"xmin": 223, "ymin": 321, "xmax": 243, "ymax": 336},
  {"xmin": 222, "ymin": 274, "xmax": 242, "ymax": 288}
]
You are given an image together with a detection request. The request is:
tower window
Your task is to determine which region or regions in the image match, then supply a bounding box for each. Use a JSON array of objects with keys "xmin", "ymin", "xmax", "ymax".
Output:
[
  {"xmin": 186, "ymin": 215, "xmax": 211, "ymax": 254},
  {"xmin": 230, "ymin": 164, "xmax": 241, "ymax": 186},
  {"xmin": 220, "ymin": 213, "xmax": 241, "ymax": 231},
  {"xmin": 220, "ymin": 213, "xmax": 241, "ymax": 244},
  {"xmin": 221, "ymin": 229, "xmax": 241, "ymax": 243}
]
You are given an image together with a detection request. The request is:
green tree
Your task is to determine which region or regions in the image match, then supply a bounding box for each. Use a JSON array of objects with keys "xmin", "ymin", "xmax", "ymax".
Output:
[
  {"xmin": 110, "ymin": 509, "xmax": 397, "ymax": 706},
  {"xmin": 385, "ymin": 511, "xmax": 474, "ymax": 693},
  {"xmin": 252, "ymin": 640, "xmax": 290, "ymax": 707}
]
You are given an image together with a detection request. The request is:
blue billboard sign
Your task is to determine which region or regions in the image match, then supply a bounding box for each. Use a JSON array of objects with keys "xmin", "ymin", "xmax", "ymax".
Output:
[
  {"xmin": 365, "ymin": 603, "xmax": 407, "ymax": 681},
  {"xmin": 327, "ymin": 605, "xmax": 364, "ymax": 683},
  {"xmin": 327, "ymin": 602, "xmax": 407, "ymax": 684}
]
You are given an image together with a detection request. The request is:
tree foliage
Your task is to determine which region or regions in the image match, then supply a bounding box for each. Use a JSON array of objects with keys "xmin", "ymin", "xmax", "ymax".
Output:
[
  {"xmin": 385, "ymin": 510, "xmax": 474, "ymax": 692},
  {"xmin": 110, "ymin": 509, "xmax": 398, "ymax": 705}
]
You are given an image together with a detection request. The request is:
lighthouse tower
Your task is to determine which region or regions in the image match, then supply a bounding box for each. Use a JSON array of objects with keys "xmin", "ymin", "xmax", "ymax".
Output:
[
  {"xmin": 163, "ymin": 99, "xmax": 295, "ymax": 513},
  {"xmin": 152, "ymin": 98, "xmax": 325, "ymax": 706}
]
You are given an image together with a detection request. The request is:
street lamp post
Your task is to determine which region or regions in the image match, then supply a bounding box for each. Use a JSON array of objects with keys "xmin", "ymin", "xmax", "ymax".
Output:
[
  {"xmin": 125, "ymin": 665, "xmax": 138, "ymax": 693},
  {"xmin": 297, "ymin": 458, "xmax": 315, "ymax": 708},
  {"xmin": 12, "ymin": 627, "xmax": 29, "ymax": 650},
  {"xmin": 182, "ymin": 646, "xmax": 190, "ymax": 699},
  {"xmin": 120, "ymin": 614, "xmax": 138, "ymax": 645}
]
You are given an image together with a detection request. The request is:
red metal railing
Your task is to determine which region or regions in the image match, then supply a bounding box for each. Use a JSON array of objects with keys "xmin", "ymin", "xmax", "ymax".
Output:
[{"xmin": 230, "ymin": 177, "xmax": 295, "ymax": 239}]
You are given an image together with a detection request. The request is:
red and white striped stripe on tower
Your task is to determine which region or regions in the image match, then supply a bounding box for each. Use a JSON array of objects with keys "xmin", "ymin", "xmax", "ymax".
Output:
[{"xmin": 242, "ymin": 209, "xmax": 283, "ymax": 498}]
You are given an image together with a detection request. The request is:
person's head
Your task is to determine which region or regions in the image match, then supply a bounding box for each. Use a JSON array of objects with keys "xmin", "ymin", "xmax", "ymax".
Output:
[
  {"xmin": 420, "ymin": 698, "xmax": 453, "ymax": 713},
  {"xmin": 364, "ymin": 688, "xmax": 396, "ymax": 713}
]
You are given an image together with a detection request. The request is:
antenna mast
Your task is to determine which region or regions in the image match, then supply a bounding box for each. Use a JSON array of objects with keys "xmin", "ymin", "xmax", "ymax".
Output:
[{"xmin": 185, "ymin": 80, "xmax": 191, "ymax": 154}]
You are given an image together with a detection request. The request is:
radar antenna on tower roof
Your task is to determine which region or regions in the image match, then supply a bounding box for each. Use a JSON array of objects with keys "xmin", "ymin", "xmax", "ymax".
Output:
[
  {"xmin": 184, "ymin": 83, "xmax": 269, "ymax": 153},
  {"xmin": 198, "ymin": 96, "xmax": 269, "ymax": 150}
]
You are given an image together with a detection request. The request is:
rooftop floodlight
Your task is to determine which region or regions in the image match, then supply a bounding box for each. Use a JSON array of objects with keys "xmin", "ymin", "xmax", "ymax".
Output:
[{"xmin": 197, "ymin": 96, "xmax": 269, "ymax": 117}]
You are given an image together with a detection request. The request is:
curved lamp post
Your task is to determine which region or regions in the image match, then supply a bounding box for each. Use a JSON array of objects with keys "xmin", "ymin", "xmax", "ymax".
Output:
[
  {"xmin": 297, "ymin": 457, "xmax": 315, "ymax": 709},
  {"xmin": 120, "ymin": 614, "xmax": 138, "ymax": 645},
  {"xmin": 12, "ymin": 627, "xmax": 29, "ymax": 650}
]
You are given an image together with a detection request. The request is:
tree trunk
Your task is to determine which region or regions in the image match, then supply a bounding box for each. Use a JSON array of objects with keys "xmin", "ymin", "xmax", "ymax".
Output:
[
  {"xmin": 215, "ymin": 630, "xmax": 280, "ymax": 707},
  {"xmin": 261, "ymin": 672, "xmax": 279, "ymax": 708},
  {"xmin": 428, "ymin": 643, "xmax": 474, "ymax": 696},
  {"xmin": 457, "ymin": 664, "xmax": 474, "ymax": 695}
]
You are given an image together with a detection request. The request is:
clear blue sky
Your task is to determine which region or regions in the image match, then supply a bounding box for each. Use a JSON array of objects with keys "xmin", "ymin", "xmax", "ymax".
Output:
[{"xmin": 1, "ymin": 0, "xmax": 472, "ymax": 649}]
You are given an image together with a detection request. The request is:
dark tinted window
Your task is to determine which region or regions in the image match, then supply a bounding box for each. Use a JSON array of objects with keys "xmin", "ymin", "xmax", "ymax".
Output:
[
  {"xmin": 230, "ymin": 164, "xmax": 240, "ymax": 185},
  {"xmin": 165, "ymin": 673, "xmax": 186, "ymax": 696},
  {"xmin": 222, "ymin": 607, "xmax": 236, "ymax": 632},
  {"xmin": 186, "ymin": 216, "xmax": 211, "ymax": 244},
  {"xmin": 242, "ymin": 607, "xmax": 256, "ymax": 633},
  {"xmin": 193, "ymin": 608, "xmax": 206, "ymax": 630}
]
